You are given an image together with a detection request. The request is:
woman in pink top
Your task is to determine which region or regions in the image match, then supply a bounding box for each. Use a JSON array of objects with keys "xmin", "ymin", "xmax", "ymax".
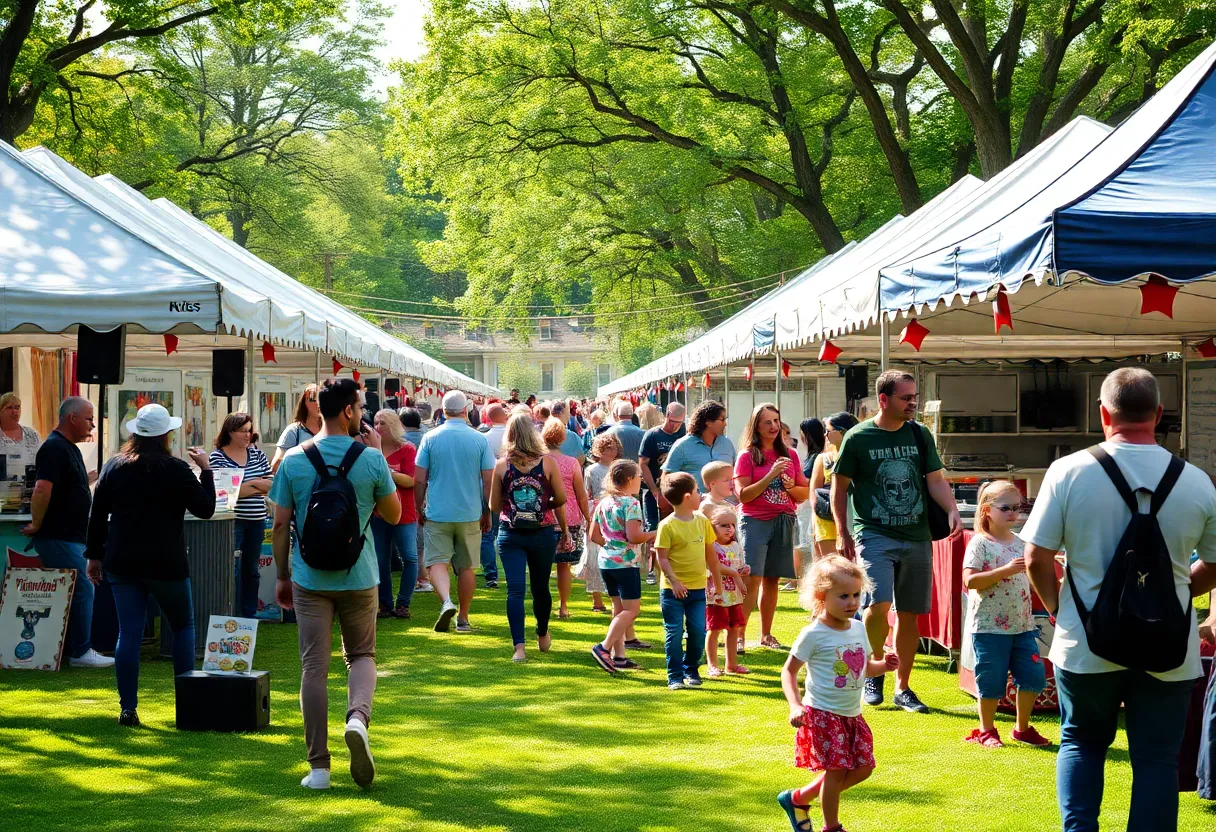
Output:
[
  {"xmin": 543, "ymin": 418, "xmax": 591, "ymax": 619},
  {"xmin": 735, "ymin": 403, "xmax": 810, "ymax": 651}
]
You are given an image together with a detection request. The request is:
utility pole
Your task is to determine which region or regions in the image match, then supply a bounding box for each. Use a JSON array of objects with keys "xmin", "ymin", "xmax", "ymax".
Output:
[{"xmin": 323, "ymin": 253, "xmax": 333, "ymax": 292}]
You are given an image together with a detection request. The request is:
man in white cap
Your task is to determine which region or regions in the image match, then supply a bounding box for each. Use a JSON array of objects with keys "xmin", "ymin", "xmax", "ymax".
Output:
[{"xmin": 414, "ymin": 390, "xmax": 495, "ymax": 633}]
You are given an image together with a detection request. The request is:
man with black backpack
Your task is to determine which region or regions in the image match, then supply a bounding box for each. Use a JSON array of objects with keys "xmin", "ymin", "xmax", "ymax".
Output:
[
  {"xmin": 270, "ymin": 377, "xmax": 400, "ymax": 791},
  {"xmin": 1024, "ymin": 368, "xmax": 1216, "ymax": 832}
]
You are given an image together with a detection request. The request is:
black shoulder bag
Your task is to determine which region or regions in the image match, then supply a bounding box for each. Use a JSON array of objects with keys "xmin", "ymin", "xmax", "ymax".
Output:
[{"xmin": 910, "ymin": 421, "xmax": 952, "ymax": 541}]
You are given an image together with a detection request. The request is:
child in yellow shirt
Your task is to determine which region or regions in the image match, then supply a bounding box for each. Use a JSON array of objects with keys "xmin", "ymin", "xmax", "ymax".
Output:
[{"xmin": 655, "ymin": 472, "xmax": 723, "ymax": 690}]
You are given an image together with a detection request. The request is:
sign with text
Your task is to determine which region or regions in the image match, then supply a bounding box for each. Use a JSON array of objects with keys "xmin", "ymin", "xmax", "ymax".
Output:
[
  {"xmin": 202, "ymin": 615, "xmax": 259, "ymax": 674},
  {"xmin": 0, "ymin": 566, "xmax": 76, "ymax": 671},
  {"xmin": 213, "ymin": 468, "xmax": 245, "ymax": 513}
]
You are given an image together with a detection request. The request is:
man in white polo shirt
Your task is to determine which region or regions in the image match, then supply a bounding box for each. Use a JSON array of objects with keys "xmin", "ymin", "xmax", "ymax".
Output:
[{"xmin": 1022, "ymin": 367, "xmax": 1216, "ymax": 832}]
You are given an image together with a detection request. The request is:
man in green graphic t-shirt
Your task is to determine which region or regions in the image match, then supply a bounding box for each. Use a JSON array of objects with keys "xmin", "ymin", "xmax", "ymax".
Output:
[{"xmin": 831, "ymin": 370, "xmax": 961, "ymax": 715}]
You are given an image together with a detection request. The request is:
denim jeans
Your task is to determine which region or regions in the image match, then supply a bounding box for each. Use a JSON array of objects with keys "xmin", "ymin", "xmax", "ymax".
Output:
[
  {"xmin": 480, "ymin": 513, "xmax": 500, "ymax": 581},
  {"xmin": 1056, "ymin": 667, "xmax": 1196, "ymax": 832},
  {"xmin": 660, "ymin": 588, "xmax": 707, "ymax": 684},
  {"xmin": 497, "ymin": 526, "xmax": 557, "ymax": 646},
  {"xmin": 233, "ymin": 518, "xmax": 266, "ymax": 618},
  {"xmin": 371, "ymin": 517, "xmax": 418, "ymax": 610},
  {"xmin": 109, "ymin": 575, "xmax": 195, "ymax": 712},
  {"xmin": 33, "ymin": 539, "xmax": 92, "ymax": 659}
]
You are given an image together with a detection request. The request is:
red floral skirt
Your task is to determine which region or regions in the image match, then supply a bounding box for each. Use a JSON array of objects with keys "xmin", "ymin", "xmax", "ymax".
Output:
[{"xmin": 795, "ymin": 706, "xmax": 876, "ymax": 771}]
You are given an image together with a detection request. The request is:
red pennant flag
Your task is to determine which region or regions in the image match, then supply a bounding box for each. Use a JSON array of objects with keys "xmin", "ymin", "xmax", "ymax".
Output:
[
  {"xmin": 818, "ymin": 340, "xmax": 842, "ymax": 363},
  {"xmin": 744, "ymin": 364, "xmax": 753, "ymax": 382},
  {"xmin": 781, "ymin": 359, "xmax": 791, "ymax": 378},
  {"xmin": 1197, "ymin": 338, "xmax": 1216, "ymax": 359},
  {"xmin": 703, "ymin": 373, "xmax": 711, "ymax": 388},
  {"xmin": 899, "ymin": 319, "xmax": 930, "ymax": 352},
  {"xmin": 261, "ymin": 341, "xmax": 276, "ymax": 363},
  {"xmin": 414, "ymin": 383, "xmax": 422, "ymax": 393},
  {"xmin": 332, "ymin": 358, "xmax": 343, "ymax": 375},
  {"xmin": 1139, "ymin": 275, "xmax": 1178, "ymax": 318},
  {"xmin": 352, "ymin": 369, "xmax": 361, "ymax": 383},
  {"xmin": 163, "ymin": 333, "xmax": 178, "ymax": 355},
  {"xmin": 993, "ymin": 289, "xmax": 1014, "ymax": 333}
]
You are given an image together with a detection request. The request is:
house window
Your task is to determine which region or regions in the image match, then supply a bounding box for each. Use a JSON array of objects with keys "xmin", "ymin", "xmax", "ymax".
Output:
[
  {"xmin": 539, "ymin": 319, "xmax": 552, "ymax": 341},
  {"xmin": 423, "ymin": 322, "xmax": 435, "ymax": 338},
  {"xmin": 541, "ymin": 362, "xmax": 554, "ymax": 391},
  {"xmin": 597, "ymin": 363, "xmax": 612, "ymax": 386},
  {"xmin": 450, "ymin": 360, "xmax": 475, "ymax": 378}
]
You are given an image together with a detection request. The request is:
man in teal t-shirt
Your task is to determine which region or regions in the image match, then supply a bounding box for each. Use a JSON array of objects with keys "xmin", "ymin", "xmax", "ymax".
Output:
[
  {"xmin": 270, "ymin": 377, "xmax": 399, "ymax": 791},
  {"xmin": 832, "ymin": 370, "xmax": 960, "ymax": 715}
]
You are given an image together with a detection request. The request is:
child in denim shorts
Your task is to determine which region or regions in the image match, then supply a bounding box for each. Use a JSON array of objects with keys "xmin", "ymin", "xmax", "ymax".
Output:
[{"xmin": 962, "ymin": 481, "xmax": 1051, "ymax": 748}]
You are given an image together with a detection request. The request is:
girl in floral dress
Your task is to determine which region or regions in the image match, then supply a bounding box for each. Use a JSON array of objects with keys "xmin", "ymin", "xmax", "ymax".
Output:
[
  {"xmin": 777, "ymin": 556, "xmax": 899, "ymax": 832},
  {"xmin": 961, "ymin": 480, "xmax": 1050, "ymax": 748}
]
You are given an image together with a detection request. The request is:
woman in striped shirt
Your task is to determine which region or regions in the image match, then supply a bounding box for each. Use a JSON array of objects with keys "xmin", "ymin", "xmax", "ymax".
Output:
[{"xmin": 210, "ymin": 413, "xmax": 273, "ymax": 618}]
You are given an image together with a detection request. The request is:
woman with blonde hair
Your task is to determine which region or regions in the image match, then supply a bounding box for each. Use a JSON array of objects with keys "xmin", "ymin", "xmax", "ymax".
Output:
[
  {"xmin": 0, "ymin": 391, "xmax": 42, "ymax": 478},
  {"xmin": 270, "ymin": 384, "xmax": 322, "ymax": 473},
  {"xmin": 489, "ymin": 413, "xmax": 571, "ymax": 662},
  {"xmin": 543, "ymin": 417, "xmax": 591, "ymax": 619},
  {"xmin": 636, "ymin": 401, "xmax": 663, "ymax": 431}
]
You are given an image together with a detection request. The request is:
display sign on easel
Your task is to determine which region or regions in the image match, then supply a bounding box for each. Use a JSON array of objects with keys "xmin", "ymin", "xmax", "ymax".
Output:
[
  {"xmin": 202, "ymin": 615, "xmax": 259, "ymax": 674},
  {"xmin": 182, "ymin": 370, "xmax": 214, "ymax": 451},
  {"xmin": 255, "ymin": 375, "xmax": 291, "ymax": 449},
  {"xmin": 0, "ymin": 551, "xmax": 76, "ymax": 671}
]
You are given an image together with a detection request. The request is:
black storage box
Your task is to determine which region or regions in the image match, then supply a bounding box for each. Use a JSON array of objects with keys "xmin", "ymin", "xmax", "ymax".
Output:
[{"xmin": 175, "ymin": 670, "xmax": 270, "ymax": 732}]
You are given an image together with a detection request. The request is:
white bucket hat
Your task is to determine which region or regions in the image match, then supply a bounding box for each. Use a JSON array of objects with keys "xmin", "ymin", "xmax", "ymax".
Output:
[{"xmin": 126, "ymin": 403, "xmax": 182, "ymax": 437}]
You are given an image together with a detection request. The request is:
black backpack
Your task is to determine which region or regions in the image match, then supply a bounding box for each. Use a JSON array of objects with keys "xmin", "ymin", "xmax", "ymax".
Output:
[
  {"xmin": 1067, "ymin": 446, "xmax": 1191, "ymax": 673},
  {"xmin": 298, "ymin": 440, "xmax": 369, "ymax": 572}
]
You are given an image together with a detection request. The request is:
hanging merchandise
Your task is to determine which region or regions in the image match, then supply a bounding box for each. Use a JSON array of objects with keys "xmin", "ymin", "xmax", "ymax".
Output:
[
  {"xmin": 1138, "ymin": 275, "xmax": 1178, "ymax": 318},
  {"xmin": 993, "ymin": 288, "xmax": 1014, "ymax": 333},
  {"xmin": 781, "ymin": 360, "xmax": 791, "ymax": 378},
  {"xmin": 1198, "ymin": 338, "xmax": 1216, "ymax": 358},
  {"xmin": 818, "ymin": 340, "xmax": 842, "ymax": 363},
  {"xmin": 676, "ymin": 381, "xmax": 685, "ymax": 392},
  {"xmin": 163, "ymin": 334, "xmax": 179, "ymax": 355},
  {"xmin": 744, "ymin": 364, "xmax": 753, "ymax": 382},
  {"xmin": 703, "ymin": 372, "xmax": 711, "ymax": 388},
  {"xmin": 899, "ymin": 319, "xmax": 930, "ymax": 352},
  {"xmin": 666, "ymin": 379, "xmax": 676, "ymax": 392},
  {"xmin": 261, "ymin": 341, "xmax": 276, "ymax": 364}
]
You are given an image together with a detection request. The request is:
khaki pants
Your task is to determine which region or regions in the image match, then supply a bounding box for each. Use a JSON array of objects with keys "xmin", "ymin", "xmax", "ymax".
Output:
[{"xmin": 294, "ymin": 584, "xmax": 377, "ymax": 769}]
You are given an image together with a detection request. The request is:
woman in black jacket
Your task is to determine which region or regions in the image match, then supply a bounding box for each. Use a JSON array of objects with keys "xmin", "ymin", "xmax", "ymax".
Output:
[{"xmin": 85, "ymin": 404, "xmax": 215, "ymax": 727}]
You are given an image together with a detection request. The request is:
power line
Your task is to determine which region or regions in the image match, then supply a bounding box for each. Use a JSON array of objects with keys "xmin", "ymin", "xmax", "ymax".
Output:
[{"xmin": 312, "ymin": 262, "xmax": 811, "ymax": 312}]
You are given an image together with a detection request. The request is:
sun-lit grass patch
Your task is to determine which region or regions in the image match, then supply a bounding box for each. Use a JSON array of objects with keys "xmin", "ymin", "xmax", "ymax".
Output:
[{"xmin": 1, "ymin": 581, "xmax": 1213, "ymax": 831}]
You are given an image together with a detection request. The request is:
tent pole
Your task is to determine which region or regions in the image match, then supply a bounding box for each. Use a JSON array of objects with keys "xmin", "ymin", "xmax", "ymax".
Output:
[
  {"xmin": 1182, "ymin": 340, "xmax": 1190, "ymax": 455},
  {"xmin": 97, "ymin": 384, "xmax": 107, "ymax": 468},
  {"xmin": 245, "ymin": 333, "xmax": 255, "ymax": 431},
  {"xmin": 314, "ymin": 349, "xmax": 321, "ymax": 385},
  {"xmin": 880, "ymin": 315, "xmax": 890, "ymax": 372},
  {"xmin": 751, "ymin": 364, "xmax": 756, "ymax": 412},
  {"xmin": 723, "ymin": 363, "xmax": 729, "ymax": 407}
]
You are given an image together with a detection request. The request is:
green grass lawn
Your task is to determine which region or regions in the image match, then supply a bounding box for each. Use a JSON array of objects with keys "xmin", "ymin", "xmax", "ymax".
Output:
[{"xmin": 2, "ymin": 583, "xmax": 1214, "ymax": 832}]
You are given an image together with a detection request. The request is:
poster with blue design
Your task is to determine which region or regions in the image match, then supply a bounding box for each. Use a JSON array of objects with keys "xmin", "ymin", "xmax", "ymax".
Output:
[{"xmin": 0, "ymin": 560, "xmax": 76, "ymax": 671}]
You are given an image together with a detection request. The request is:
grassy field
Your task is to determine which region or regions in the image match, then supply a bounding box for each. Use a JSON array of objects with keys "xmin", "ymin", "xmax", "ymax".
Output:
[{"xmin": 1, "ymin": 583, "xmax": 1213, "ymax": 832}]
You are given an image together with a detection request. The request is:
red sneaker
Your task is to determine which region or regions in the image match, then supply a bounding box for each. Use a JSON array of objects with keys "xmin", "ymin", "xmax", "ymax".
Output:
[
  {"xmin": 1012, "ymin": 726, "xmax": 1052, "ymax": 747},
  {"xmin": 964, "ymin": 728, "xmax": 1004, "ymax": 748}
]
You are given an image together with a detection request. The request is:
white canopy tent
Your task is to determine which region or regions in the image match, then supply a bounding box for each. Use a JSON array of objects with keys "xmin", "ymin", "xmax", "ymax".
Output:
[{"xmin": 1, "ymin": 140, "xmax": 494, "ymax": 395}]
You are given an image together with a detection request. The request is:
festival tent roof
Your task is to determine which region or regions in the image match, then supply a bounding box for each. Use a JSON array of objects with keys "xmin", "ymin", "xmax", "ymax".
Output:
[
  {"xmin": 11, "ymin": 145, "xmax": 494, "ymax": 393},
  {"xmin": 0, "ymin": 140, "xmax": 219, "ymax": 334},
  {"xmin": 879, "ymin": 39, "xmax": 1216, "ymax": 320}
]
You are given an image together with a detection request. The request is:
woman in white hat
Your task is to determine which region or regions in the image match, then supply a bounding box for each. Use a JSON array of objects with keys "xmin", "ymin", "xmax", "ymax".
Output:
[{"xmin": 84, "ymin": 403, "xmax": 216, "ymax": 727}]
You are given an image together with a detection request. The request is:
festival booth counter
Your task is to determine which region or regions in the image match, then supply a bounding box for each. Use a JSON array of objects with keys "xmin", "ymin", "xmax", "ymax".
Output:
[{"xmin": 0, "ymin": 140, "xmax": 497, "ymax": 657}]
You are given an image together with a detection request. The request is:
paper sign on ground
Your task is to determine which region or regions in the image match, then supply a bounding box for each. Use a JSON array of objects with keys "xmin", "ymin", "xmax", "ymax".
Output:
[
  {"xmin": 202, "ymin": 615, "xmax": 258, "ymax": 674},
  {"xmin": 0, "ymin": 566, "xmax": 75, "ymax": 671}
]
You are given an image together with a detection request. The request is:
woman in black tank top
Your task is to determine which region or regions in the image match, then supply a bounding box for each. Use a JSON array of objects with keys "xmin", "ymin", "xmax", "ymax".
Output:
[{"xmin": 489, "ymin": 413, "xmax": 571, "ymax": 662}]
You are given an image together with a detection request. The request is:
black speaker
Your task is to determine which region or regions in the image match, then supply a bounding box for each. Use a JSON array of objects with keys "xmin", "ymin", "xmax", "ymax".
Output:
[
  {"xmin": 364, "ymin": 391, "xmax": 380, "ymax": 413},
  {"xmin": 385, "ymin": 378, "xmax": 400, "ymax": 396},
  {"xmin": 175, "ymin": 670, "xmax": 270, "ymax": 732},
  {"xmin": 844, "ymin": 365, "xmax": 869, "ymax": 402},
  {"xmin": 77, "ymin": 325, "xmax": 126, "ymax": 384},
  {"xmin": 212, "ymin": 350, "xmax": 245, "ymax": 397}
]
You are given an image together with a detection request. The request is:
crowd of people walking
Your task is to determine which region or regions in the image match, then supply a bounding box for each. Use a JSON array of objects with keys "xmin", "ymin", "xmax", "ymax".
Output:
[{"xmin": 12, "ymin": 366, "xmax": 1216, "ymax": 832}]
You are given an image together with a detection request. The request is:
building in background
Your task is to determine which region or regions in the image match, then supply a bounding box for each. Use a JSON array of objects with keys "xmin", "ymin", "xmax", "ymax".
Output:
[{"xmin": 387, "ymin": 318, "xmax": 617, "ymax": 399}]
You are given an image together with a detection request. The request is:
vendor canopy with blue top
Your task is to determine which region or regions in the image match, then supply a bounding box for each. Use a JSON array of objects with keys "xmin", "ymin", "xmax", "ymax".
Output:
[{"xmin": 880, "ymin": 39, "xmax": 1216, "ymax": 324}]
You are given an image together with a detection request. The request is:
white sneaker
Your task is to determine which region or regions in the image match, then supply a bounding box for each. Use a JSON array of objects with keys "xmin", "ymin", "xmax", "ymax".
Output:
[
  {"xmin": 417, "ymin": 580, "xmax": 434, "ymax": 592},
  {"xmin": 300, "ymin": 768, "xmax": 331, "ymax": 790},
  {"xmin": 344, "ymin": 717, "xmax": 375, "ymax": 788},
  {"xmin": 70, "ymin": 649, "xmax": 115, "ymax": 668},
  {"xmin": 434, "ymin": 599, "xmax": 457, "ymax": 632}
]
